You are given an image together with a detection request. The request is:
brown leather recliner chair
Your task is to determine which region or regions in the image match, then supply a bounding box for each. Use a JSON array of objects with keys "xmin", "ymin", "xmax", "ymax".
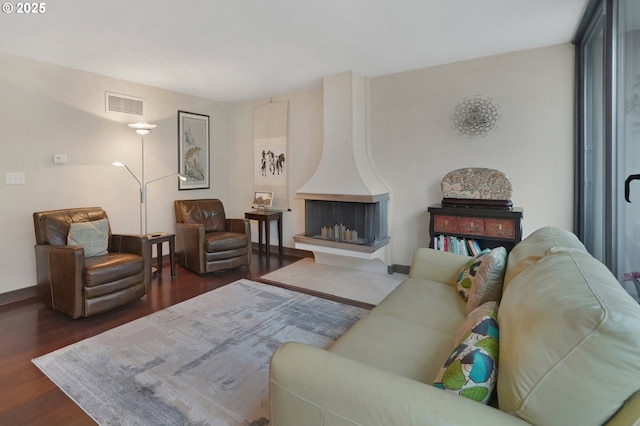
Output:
[
  {"xmin": 174, "ymin": 199, "xmax": 251, "ymax": 274},
  {"xmin": 33, "ymin": 207, "xmax": 151, "ymax": 319}
]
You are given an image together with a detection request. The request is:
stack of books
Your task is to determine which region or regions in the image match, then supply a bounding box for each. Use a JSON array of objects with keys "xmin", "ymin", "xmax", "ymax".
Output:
[{"xmin": 433, "ymin": 236, "xmax": 483, "ymax": 256}]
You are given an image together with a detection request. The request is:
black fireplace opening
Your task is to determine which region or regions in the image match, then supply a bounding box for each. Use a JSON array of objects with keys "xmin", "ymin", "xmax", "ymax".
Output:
[{"xmin": 304, "ymin": 199, "xmax": 388, "ymax": 246}]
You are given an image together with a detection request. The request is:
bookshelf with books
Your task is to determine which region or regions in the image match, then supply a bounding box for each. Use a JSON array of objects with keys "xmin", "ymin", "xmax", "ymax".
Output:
[{"xmin": 428, "ymin": 204, "xmax": 523, "ymax": 254}]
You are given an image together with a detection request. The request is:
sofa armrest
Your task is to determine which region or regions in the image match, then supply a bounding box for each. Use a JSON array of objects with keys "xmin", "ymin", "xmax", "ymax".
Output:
[
  {"xmin": 175, "ymin": 222, "xmax": 205, "ymax": 273},
  {"xmin": 270, "ymin": 342, "xmax": 529, "ymax": 426},
  {"xmin": 34, "ymin": 244, "xmax": 85, "ymax": 318},
  {"xmin": 605, "ymin": 390, "xmax": 640, "ymax": 426},
  {"xmin": 409, "ymin": 248, "xmax": 472, "ymax": 285}
]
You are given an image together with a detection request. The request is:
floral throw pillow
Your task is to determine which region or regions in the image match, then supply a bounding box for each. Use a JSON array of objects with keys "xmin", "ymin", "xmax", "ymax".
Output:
[
  {"xmin": 465, "ymin": 247, "xmax": 507, "ymax": 314},
  {"xmin": 433, "ymin": 304, "xmax": 499, "ymax": 404},
  {"xmin": 455, "ymin": 248, "xmax": 491, "ymax": 300}
]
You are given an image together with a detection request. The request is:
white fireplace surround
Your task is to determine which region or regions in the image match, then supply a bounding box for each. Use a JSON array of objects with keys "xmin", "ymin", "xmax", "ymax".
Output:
[{"xmin": 295, "ymin": 71, "xmax": 390, "ymax": 273}]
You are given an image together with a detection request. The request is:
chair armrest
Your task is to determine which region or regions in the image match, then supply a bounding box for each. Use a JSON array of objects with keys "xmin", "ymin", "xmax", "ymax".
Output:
[
  {"xmin": 34, "ymin": 244, "xmax": 85, "ymax": 318},
  {"xmin": 109, "ymin": 234, "xmax": 149, "ymax": 257},
  {"xmin": 110, "ymin": 234, "xmax": 152, "ymax": 288},
  {"xmin": 226, "ymin": 218, "xmax": 250, "ymax": 235},
  {"xmin": 409, "ymin": 248, "xmax": 472, "ymax": 285},
  {"xmin": 226, "ymin": 218, "xmax": 251, "ymax": 265},
  {"xmin": 175, "ymin": 222, "xmax": 205, "ymax": 273},
  {"xmin": 270, "ymin": 342, "xmax": 529, "ymax": 426}
]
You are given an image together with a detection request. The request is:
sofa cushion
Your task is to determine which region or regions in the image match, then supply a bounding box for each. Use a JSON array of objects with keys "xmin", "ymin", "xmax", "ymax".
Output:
[
  {"xmin": 373, "ymin": 278, "xmax": 466, "ymax": 335},
  {"xmin": 67, "ymin": 218, "xmax": 109, "ymax": 257},
  {"xmin": 84, "ymin": 252, "xmax": 144, "ymax": 287},
  {"xmin": 205, "ymin": 231, "xmax": 248, "ymax": 252},
  {"xmin": 433, "ymin": 319, "xmax": 499, "ymax": 404},
  {"xmin": 503, "ymin": 226, "xmax": 587, "ymax": 291},
  {"xmin": 498, "ymin": 249, "xmax": 640, "ymax": 426},
  {"xmin": 330, "ymin": 278, "xmax": 467, "ymax": 383},
  {"xmin": 455, "ymin": 301, "xmax": 499, "ymax": 347}
]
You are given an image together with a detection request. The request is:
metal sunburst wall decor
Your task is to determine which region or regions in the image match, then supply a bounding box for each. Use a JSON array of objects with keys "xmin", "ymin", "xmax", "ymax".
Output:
[{"xmin": 451, "ymin": 95, "xmax": 501, "ymax": 138}]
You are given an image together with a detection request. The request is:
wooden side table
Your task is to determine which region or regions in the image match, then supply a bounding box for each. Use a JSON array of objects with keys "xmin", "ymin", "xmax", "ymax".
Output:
[
  {"xmin": 244, "ymin": 211, "xmax": 283, "ymax": 259},
  {"xmin": 147, "ymin": 232, "xmax": 176, "ymax": 277}
]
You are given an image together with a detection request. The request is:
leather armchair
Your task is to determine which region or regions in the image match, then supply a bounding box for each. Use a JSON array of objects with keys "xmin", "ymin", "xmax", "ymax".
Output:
[
  {"xmin": 33, "ymin": 207, "xmax": 151, "ymax": 319},
  {"xmin": 174, "ymin": 199, "xmax": 251, "ymax": 274}
]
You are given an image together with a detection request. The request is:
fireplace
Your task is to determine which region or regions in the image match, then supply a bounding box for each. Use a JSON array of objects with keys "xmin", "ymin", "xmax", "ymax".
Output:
[
  {"xmin": 293, "ymin": 194, "xmax": 390, "ymax": 258},
  {"xmin": 294, "ymin": 71, "xmax": 390, "ymax": 271},
  {"xmin": 304, "ymin": 199, "xmax": 388, "ymax": 247}
]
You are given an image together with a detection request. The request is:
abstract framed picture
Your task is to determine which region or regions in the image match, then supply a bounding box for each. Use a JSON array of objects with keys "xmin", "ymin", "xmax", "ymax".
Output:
[{"xmin": 178, "ymin": 111, "xmax": 210, "ymax": 190}]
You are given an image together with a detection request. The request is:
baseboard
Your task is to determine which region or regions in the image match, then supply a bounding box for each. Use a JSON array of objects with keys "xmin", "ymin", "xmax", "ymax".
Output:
[
  {"xmin": 0, "ymin": 285, "xmax": 37, "ymax": 307},
  {"xmin": 250, "ymin": 243, "xmax": 314, "ymax": 259}
]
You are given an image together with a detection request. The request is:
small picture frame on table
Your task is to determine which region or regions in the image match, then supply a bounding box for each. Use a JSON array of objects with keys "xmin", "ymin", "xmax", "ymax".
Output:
[{"xmin": 253, "ymin": 191, "xmax": 274, "ymax": 212}]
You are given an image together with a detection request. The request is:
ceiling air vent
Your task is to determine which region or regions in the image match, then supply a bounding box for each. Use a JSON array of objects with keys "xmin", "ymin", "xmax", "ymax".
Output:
[{"xmin": 105, "ymin": 92, "xmax": 144, "ymax": 115}]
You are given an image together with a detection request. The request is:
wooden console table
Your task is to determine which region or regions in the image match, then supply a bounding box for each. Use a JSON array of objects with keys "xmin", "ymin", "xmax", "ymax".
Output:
[
  {"xmin": 147, "ymin": 232, "xmax": 176, "ymax": 278},
  {"xmin": 428, "ymin": 204, "xmax": 523, "ymax": 253},
  {"xmin": 244, "ymin": 211, "xmax": 283, "ymax": 259}
]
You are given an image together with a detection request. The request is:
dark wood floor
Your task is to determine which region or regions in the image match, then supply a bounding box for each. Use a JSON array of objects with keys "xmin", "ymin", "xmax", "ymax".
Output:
[{"xmin": 0, "ymin": 251, "xmax": 302, "ymax": 425}]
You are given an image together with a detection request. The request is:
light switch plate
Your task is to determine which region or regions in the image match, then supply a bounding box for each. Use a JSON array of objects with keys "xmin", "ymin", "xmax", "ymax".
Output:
[{"xmin": 5, "ymin": 172, "xmax": 25, "ymax": 185}]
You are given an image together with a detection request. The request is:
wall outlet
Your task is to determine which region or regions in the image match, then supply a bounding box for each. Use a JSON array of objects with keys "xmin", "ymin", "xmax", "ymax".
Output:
[{"xmin": 5, "ymin": 172, "xmax": 25, "ymax": 185}]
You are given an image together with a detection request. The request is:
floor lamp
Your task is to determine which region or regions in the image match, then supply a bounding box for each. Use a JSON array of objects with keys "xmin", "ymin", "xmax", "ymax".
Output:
[{"xmin": 114, "ymin": 122, "xmax": 186, "ymax": 235}]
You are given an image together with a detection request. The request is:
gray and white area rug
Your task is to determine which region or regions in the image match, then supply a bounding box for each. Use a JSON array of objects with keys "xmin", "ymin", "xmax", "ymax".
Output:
[{"xmin": 32, "ymin": 279, "xmax": 368, "ymax": 425}]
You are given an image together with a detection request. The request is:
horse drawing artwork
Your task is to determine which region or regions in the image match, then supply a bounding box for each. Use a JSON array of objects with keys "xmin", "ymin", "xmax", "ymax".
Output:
[{"xmin": 260, "ymin": 150, "xmax": 286, "ymax": 177}]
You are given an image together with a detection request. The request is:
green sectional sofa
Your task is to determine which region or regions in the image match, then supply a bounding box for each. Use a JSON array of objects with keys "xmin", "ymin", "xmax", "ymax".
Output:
[{"xmin": 270, "ymin": 226, "xmax": 640, "ymax": 425}]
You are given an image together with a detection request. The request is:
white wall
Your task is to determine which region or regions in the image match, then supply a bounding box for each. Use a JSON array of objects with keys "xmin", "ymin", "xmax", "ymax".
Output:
[
  {"xmin": 0, "ymin": 43, "xmax": 575, "ymax": 295},
  {"xmin": 229, "ymin": 44, "xmax": 576, "ymax": 268},
  {"xmin": 0, "ymin": 52, "xmax": 230, "ymax": 294},
  {"xmin": 369, "ymin": 44, "xmax": 575, "ymax": 265}
]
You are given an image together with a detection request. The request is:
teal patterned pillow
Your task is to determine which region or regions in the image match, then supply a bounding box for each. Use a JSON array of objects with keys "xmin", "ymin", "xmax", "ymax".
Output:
[
  {"xmin": 433, "ymin": 309, "xmax": 499, "ymax": 404},
  {"xmin": 455, "ymin": 248, "xmax": 490, "ymax": 300},
  {"xmin": 454, "ymin": 301, "xmax": 499, "ymax": 347}
]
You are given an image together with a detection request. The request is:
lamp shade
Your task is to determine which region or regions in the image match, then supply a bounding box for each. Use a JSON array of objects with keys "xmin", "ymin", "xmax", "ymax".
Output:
[{"xmin": 128, "ymin": 122, "xmax": 156, "ymax": 135}]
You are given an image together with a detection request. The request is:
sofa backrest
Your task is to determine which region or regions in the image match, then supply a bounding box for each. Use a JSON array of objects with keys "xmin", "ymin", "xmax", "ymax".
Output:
[
  {"xmin": 33, "ymin": 207, "xmax": 110, "ymax": 246},
  {"xmin": 502, "ymin": 226, "xmax": 587, "ymax": 291},
  {"xmin": 174, "ymin": 199, "xmax": 226, "ymax": 232},
  {"xmin": 498, "ymin": 228, "xmax": 640, "ymax": 426}
]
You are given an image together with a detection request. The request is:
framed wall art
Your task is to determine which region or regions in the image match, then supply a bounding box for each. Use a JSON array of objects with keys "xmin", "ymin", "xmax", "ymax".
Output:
[{"xmin": 178, "ymin": 111, "xmax": 210, "ymax": 190}]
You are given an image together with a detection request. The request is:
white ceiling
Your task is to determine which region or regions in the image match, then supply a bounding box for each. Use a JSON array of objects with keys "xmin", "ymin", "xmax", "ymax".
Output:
[{"xmin": 0, "ymin": 0, "xmax": 588, "ymax": 103}]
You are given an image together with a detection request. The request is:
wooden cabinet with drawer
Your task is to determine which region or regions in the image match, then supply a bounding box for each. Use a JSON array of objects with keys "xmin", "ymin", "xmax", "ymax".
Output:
[{"xmin": 428, "ymin": 204, "xmax": 523, "ymax": 253}]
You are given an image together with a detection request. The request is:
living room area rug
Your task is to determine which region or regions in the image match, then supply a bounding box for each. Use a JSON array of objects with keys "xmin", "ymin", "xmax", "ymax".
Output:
[
  {"xmin": 32, "ymin": 279, "xmax": 368, "ymax": 426},
  {"xmin": 261, "ymin": 258, "xmax": 405, "ymax": 306}
]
